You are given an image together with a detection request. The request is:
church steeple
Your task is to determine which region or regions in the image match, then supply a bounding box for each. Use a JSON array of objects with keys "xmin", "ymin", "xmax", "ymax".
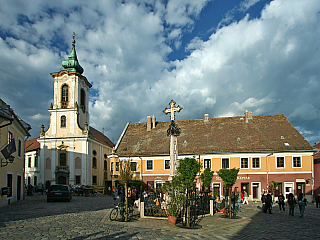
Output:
[{"xmin": 62, "ymin": 33, "xmax": 84, "ymax": 74}]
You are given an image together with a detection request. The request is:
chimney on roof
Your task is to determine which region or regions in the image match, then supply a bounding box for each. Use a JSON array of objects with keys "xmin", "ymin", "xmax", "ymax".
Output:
[
  {"xmin": 152, "ymin": 115, "xmax": 156, "ymax": 129},
  {"xmin": 147, "ymin": 116, "xmax": 151, "ymax": 131},
  {"xmin": 204, "ymin": 114, "xmax": 209, "ymax": 122},
  {"xmin": 245, "ymin": 109, "xmax": 253, "ymax": 123}
]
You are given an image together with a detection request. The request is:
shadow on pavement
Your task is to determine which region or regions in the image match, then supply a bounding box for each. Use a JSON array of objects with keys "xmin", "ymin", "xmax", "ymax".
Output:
[
  {"xmin": 0, "ymin": 194, "xmax": 115, "ymax": 228},
  {"xmin": 228, "ymin": 203, "xmax": 320, "ymax": 239}
]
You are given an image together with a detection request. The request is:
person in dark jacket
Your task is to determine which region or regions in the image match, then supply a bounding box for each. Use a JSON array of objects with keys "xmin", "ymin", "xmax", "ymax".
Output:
[
  {"xmin": 315, "ymin": 194, "xmax": 320, "ymax": 208},
  {"xmin": 265, "ymin": 192, "xmax": 273, "ymax": 214},
  {"xmin": 261, "ymin": 191, "xmax": 267, "ymax": 213},
  {"xmin": 278, "ymin": 192, "xmax": 285, "ymax": 211},
  {"xmin": 287, "ymin": 193, "xmax": 296, "ymax": 216},
  {"xmin": 298, "ymin": 193, "xmax": 307, "ymax": 218}
]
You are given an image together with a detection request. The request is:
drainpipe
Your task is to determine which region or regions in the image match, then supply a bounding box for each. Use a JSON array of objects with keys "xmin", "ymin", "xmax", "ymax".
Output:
[{"xmin": 266, "ymin": 152, "xmax": 274, "ymax": 190}]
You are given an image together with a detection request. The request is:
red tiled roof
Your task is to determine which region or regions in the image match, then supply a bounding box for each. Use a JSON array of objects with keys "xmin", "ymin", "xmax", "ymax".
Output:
[
  {"xmin": 26, "ymin": 137, "xmax": 40, "ymax": 152},
  {"xmin": 89, "ymin": 127, "xmax": 115, "ymax": 148},
  {"xmin": 116, "ymin": 114, "xmax": 313, "ymax": 156},
  {"xmin": 313, "ymin": 142, "xmax": 320, "ymax": 159}
]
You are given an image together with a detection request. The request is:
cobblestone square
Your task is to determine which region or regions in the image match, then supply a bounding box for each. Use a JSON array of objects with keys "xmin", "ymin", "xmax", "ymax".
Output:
[{"xmin": 0, "ymin": 194, "xmax": 319, "ymax": 239}]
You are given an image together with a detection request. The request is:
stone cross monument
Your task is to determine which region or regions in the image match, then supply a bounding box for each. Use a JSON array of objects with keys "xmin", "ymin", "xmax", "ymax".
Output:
[{"xmin": 163, "ymin": 100, "xmax": 182, "ymax": 180}]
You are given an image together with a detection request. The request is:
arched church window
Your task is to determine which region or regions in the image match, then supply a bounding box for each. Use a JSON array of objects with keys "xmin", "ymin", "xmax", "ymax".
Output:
[
  {"xmin": 75, "ymin": 157, "xmax": 81, "ymax": 169},
  {"xmin": 92, "ymin": 157, "xmax": 97, "ymax": 169},
  {"xmin": 61, "ymin": 115, "xmax": 66, "ymax": 128},
  {"xmin": 46, "ymin": 158, "xmax": 51, "ymax": 170},
  {"xmin": 80, "ymin": 88, "xmax": 85, "ymax": 112},
  {"xmin": 62, "ymin": 85, "xmax": 68, "ymax": 102}
]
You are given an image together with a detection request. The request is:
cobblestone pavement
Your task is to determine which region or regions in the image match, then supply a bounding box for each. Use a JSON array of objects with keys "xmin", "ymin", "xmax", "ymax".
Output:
[{"xmin": 0, "ymin": 194, "xmax": 319, "ymax": 239}]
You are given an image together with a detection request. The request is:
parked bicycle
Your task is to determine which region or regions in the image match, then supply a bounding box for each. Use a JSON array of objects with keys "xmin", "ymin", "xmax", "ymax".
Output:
[{"xmin": 109, "ymin": 201, "xmax": 133, "ymax": 221}]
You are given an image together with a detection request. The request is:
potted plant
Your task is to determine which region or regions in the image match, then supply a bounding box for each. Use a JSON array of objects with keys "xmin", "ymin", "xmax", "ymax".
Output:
[{"xmin": 163, "ymin": 177, "xmax": 186, "ymax": 225}]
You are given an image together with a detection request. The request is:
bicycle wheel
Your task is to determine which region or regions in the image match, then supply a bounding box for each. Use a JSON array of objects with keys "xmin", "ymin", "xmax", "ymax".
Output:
[{"xmin": 109, "ymin": 208, "xmax": 118, "ymax": 221}]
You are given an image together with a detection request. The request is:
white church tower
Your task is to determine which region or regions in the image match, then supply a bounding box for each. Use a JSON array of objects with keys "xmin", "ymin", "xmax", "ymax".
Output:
[{"xmin": 37, "ymin": 34, "xmax": 114, "ymax": 189}]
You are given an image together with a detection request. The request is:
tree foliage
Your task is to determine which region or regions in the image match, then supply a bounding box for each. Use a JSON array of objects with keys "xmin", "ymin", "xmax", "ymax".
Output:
[
  {"xmin": 118, "ymin": 159, "xmax": 133, "ymax": 185},
  {"xmin": 200, "ymin": 168, "xmax": 214, "ymax": 190},
  {"xmin": 163, "ymin": 157, "xmax": 201, "ymax": 218},
  {"xmin": 118, "ymin": 159, "xmax": 133, "ymax": 222},
  {"xmin": 217, "ymin": 168, "xmax": 240, "ymax": 187},
  {"xmin": 176, "ymin": 157, "xmax": 201, "ymax": 190},
  {"xmin": 163, "ymin": 176, "xmax": 186, "ymax": 217}
]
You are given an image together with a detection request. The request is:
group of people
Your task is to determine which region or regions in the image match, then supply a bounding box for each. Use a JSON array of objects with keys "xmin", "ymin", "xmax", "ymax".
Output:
[
  {"xmin": 25, "ymin": 184, "xmax": 45, "ymax": 196},
  {"xmin": 110, "ymin": 185, "xmax": 138, "ymax": 206},
  {"xmin": 261, "ymin": 191, "xmax": 308, "ymax": 218},
  {"xmin": 214, "ymin": 191, "xmax": 249, "ymax": 213}
]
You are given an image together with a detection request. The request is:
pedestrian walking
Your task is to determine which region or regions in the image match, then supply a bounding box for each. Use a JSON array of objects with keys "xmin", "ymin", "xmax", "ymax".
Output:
[
  {"xmin": 113, "ymin": 187, "xmax": 118, "ymax": 203},
  {"xmin": 236, "ymin": 192, "xmax": 241, "ymax": 212},
  {"xmin": 261, "ymin": 191, "xmax": 267, "ymax": 213},
  {"xmin": 287, "ymin": 193, "xmax": 296, "ymax": 216},
  {"xmin": 278, "ymin": 192, "xmax": 285, "ymax": 211},
  {"xmin": 265, "ymin": 192, "xmax": 273, "ymax": 214},
  {"xmin": 108, "ymin": 186, "xmax": 111, "ymax": 196},
  {"xmin": 243, "ymin": 191, "xmax": 249, "ymax": 204},
  {"xmin": 298, "ymin": 193, "xmax": 307, "ymax": 218},
  {"xmin": 315, "ymin": 194, "xmax": 320, "ymax": 208}
]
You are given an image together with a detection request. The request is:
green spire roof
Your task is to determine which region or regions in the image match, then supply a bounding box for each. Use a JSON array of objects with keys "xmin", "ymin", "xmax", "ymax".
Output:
[{"xmin": 62, "ymin": 33, "xmax": 84, "ymax": 74}]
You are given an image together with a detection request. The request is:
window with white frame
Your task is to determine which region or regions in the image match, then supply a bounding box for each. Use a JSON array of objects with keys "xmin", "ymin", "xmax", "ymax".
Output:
[
  {"xmin": 165, "ymin": 160, "xmax": 170, "ymax": 170},
  {"xmin": 147, "ymin": 160, "xmax": 153, "ymax": 170},
  {"xmin": 35, "ymin": 156, "xmax": 38, "ymax": 168},
  {"xmin": 252, "ymin": 157, "xmax": 260, "ymax": 168},
  {"xmin": 241, "ymin": 158, "xmax": 249, "ymax": 168},
  {"xmin": 204, "ymin": 159, "xmax": 211, "ymax": 169},
  {"xmin": 61, "ymin": 115, "xmax": 66, "ymax": 128},
  {"xmin": 28, "ymin": 157, "xmax": 31, "ymax": 168},
  {"xmin": 293, "ymin": 156, "xmax": 301, "ymax": 168},
  {"xmin": 111, "ymin": 162, "xmax": 114, "ymax": 171},
  {"xmin": 131, "ymin": 162, "xmax": 137, "ymax": 172},
  {"xmin": 277, "ymin": 157, "xmax": 284, "ymax": 168},
  {"xmin": 222, "ymin": 158, "xmax": 229, "ymax": 169}
]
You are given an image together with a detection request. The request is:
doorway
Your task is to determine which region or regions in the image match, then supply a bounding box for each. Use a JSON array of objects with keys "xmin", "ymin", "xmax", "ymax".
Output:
[
  {"xmin": 284, "ymin": 182, "xmax": 294, "ymax": 199},
  {"xmin": 241, "ymin": 183, "xmax": 249, "ymax": 195},
  {"xmin": 213, "ymin": 183, "xmax": 221, "ymax": 197},
  {"xmin": 296, "ymin": 182, "xmax": 305, "ymax": 196},
  {"xmin": 57, "ymin": 176, "xmax": 67, "ymax": 184},
  {"xmin": 252, "ymin": 183, "xmax": 260, "ymax": 199}
]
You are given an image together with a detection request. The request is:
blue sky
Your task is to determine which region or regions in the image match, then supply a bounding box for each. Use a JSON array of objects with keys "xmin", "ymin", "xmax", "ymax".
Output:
[{"xmin": 1, "ymin": 0, "xmax": 320, "ymax": 145}]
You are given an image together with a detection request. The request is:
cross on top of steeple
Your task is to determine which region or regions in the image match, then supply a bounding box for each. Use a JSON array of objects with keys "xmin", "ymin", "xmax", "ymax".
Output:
[{"xmin": 163, "ymin": 100, "xmax": 182, "ymax": 121}]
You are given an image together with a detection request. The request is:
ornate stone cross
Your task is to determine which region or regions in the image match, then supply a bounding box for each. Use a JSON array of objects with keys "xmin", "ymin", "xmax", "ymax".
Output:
[
  {"xmin": 163, "ymin": 100, "xmax": 182, "ymax": 180},
  {"xmin": 163, "ymin": 100, "xmax": 182, "ymax": 121}
]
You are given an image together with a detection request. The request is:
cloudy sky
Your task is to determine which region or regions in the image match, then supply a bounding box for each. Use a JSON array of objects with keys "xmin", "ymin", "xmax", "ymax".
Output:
[{"xmin": 1, "ymin": 0, "xmax": 320, "ymax": 145}]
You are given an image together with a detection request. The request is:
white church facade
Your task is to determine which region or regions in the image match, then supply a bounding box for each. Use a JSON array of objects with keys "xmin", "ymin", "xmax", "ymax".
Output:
[{"xmin": 26, "ymin": 35, "xmax": 114, "ymax": 189}]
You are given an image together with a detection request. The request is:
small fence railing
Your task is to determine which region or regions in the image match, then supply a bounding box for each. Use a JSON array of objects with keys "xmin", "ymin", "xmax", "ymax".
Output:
[{"xmin": 141, "ymin": 191, "xmax": 214, "ymax": 220}]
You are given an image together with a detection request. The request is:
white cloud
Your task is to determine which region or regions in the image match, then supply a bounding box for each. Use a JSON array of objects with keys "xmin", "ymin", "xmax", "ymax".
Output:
[{"xmin": 1, "ymin": 0, "xmax": 320, "ymax": 145}]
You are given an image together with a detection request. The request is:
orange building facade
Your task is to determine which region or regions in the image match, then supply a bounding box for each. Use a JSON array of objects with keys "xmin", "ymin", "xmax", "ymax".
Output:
[{"xmin": 113, "ymin": 111, "xmax": 314, "ymax": 202}]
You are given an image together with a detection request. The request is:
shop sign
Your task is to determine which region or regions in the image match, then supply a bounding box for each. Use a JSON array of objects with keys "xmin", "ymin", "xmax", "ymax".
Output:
[
  {"xmin": 215, "ymin": 176, "xmax": 250, "ymax": 180},
  {"xmin": 296, "ymin": 179, "xmax": 305, "ymax": 182}
]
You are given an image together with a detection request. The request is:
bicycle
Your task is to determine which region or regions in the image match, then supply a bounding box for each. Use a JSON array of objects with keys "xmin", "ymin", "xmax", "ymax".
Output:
[{"xmin": 109, "ymin": 202, "xmax": 133, "ymax": 221}]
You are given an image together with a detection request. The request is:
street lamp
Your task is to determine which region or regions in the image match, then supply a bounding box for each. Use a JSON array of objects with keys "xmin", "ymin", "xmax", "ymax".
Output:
[{"xmin": 1, "ymin": 155, "xmax": 15, "ymax": 167}]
